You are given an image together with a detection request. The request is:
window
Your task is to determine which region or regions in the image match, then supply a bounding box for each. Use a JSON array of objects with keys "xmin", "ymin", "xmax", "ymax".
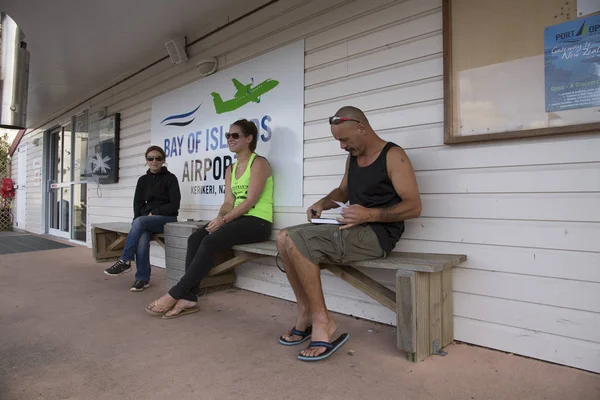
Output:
[{"xmin": 443, "ymin": 0, "xmax": 600, "ymax": 143}]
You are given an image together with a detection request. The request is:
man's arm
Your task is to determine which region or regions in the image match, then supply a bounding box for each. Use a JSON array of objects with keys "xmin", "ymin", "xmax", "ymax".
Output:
[{"xmin": 372, "ymin": 146, "xmax": 422, "ymax": 222}]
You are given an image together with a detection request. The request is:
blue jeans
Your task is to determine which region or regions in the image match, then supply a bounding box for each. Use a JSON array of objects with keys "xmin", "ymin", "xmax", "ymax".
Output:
[{"xmin": 121, "ymin": 215, "xmax": 177, "ymax": 281}]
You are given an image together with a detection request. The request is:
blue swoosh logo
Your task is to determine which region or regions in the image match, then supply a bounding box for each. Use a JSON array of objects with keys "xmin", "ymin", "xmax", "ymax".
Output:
[{"xmin": 161, "ymin": 104, "xmax": 201, "ymax": 126}]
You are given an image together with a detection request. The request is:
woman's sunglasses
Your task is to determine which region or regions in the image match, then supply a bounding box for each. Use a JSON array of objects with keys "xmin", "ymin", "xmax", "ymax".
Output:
[
  {"xmin": 225, "ymin": 132, "xmax": 250, "ymax": 140},
  {"xmin": 146, "ymin": 156, "xmax": 164, "ymax": 162},
  {"xmin": 329, "ymin": 116, "xmax": 361, "ymax": 125}
]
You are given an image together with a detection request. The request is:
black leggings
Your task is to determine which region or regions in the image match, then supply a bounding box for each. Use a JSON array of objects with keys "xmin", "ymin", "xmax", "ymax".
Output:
[{"xmin": 168, "ymin": 216, "xmax": 272, "ymax": 301}]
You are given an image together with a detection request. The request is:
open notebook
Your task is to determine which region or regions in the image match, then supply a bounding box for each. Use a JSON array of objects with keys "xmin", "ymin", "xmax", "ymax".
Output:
[
  {"xmin": 310, "ymin": 200, "xmax": 348, "ymax": 225},
  {"xmin": 310, "ymin": 218, "xmax": 342, "ymax": 225}
]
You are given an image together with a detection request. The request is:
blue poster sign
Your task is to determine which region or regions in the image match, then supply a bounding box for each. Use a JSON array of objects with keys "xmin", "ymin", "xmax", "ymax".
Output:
[{"xmin": 544, "ymin": 15, "xmax": 600, "ymax": 112}]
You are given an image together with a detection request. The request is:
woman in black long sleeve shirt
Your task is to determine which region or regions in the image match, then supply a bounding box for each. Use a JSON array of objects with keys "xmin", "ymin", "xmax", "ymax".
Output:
[{"xmin": 104, "ymin": 145, "xmax": 181, "ymax": 291}]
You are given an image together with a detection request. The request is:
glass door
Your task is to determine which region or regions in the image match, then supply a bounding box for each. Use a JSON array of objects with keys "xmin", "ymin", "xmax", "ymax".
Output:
[
  {"xmin": 48, "ymin": 125, "xmax": 72, "ymax": 239},
  {"xmin": 71, "ymin": 112, "xmax": 88, "ymax": 242},
  {"xmin": 46, "ymin": 111, "xmax": 89, "ymax": 242}
]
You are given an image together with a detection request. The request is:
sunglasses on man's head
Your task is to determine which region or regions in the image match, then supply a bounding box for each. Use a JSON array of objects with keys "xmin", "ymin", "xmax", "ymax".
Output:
[
  {"xmin": 146, "ymin": 156, "xmax": 164, "ymax": 162},
  {"xmin": 329, "ymin": 116, "xmax": 361, "ymax": 125},
  {"xmin": 225, "ymin": 132, "xmax": 250, "ymax": 140}
]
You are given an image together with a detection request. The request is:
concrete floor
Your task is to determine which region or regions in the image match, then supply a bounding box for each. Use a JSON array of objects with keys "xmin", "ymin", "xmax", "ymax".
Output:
[{"xmin": 0, "ymin": 242, "xmax": 598, "ymax": 400}]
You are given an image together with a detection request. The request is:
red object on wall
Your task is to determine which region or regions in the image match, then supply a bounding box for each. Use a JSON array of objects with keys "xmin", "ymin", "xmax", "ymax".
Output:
[{"xmin": 1, "ymin": 178, "xmax": 15, "ymax": 199}]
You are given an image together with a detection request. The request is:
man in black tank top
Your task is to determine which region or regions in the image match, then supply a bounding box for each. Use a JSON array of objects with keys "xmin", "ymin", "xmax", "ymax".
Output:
[{"xmin": 276, "ymin": 106, "xmax": 422, "ymax": 362}]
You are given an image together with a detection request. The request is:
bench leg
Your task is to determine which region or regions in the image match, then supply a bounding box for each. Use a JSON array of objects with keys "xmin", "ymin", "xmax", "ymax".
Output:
[
  {"xmin": 441, "ymin": 268, "xmax": 454, "ymax": 348},
  {"xmin": 92, "ymin": 228, "xmax": 123, "ymax": 262},
  {"xmin": 396, "ymin": 270, "xmax": 417, "ymax": 359},
  {"xmin": 396, "ymin": 269, "xmax": 454, "ymax": 363},
  {"xmin": 92, "ymin": 227, "xmax": 99, "ymax": 259},
  {"xmin": 397, "ymin": 270, "xmax": 431, "ymax": 362}
]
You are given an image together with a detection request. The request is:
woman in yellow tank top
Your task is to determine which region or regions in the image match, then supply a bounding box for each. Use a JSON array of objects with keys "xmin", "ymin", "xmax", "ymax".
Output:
[{"xmin": 146, "ymin": 119, "xmax": 274, "ymax": 318}]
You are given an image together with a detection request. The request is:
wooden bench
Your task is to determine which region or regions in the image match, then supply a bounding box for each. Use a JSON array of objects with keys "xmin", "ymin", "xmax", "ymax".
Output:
[
  {"xmin": 91, "ymin": 221, "xmax": 236, "ymax": 292},
  {"xmin": 91, "ymin": 222, "xmax": 166, "ymax": 262},
  {"xmin": 164, "ymin": 221, "xmax": 467, "ymax": 363}
]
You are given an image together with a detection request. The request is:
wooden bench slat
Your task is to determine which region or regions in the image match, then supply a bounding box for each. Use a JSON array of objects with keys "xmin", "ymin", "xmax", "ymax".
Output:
[
  {"xmin": 92, "ymin": 222, "xmax": 132, "ymax": 234},
  {"xmin": 396, "ymin": 251, "xmax": 467, "ymax": 265},
  {"xmin": 232, "ymin": 242, "xmax": 278, "ymax": 257},
  {"xmin": 166, "ymin": 221, "xmax": 204, "ymax": 229},
  {"xmin": 232, "ymin": 241, "xmax": 465, "ymax": 273},
  {"xmin": 92, "ymin": 222, "xmax": 165, "ymax": 237},
  {"xmin": 350, "ymin": 256, "xmax": 450, "ymax": 273}
]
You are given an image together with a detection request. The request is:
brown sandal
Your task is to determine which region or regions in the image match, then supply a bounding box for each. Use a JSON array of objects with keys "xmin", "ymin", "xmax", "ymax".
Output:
[
  {"xmin": 145, "ymin": 300, "xmax": 174, "ymax": 316},
  {"xmin": 162, "ymin": 306, "xmax": 200, "ymax": 319}
]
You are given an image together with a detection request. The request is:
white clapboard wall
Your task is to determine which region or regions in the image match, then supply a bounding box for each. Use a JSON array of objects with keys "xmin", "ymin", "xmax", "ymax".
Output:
[
  {"xmin": 14, "ymin": 0, "xmax": 600, "ymax": 373},
  {"xmin": 10, "ymin": 153, "xmax": 18, "ymax": 229},
  {"xmin": 10, "ymin": 130, "xmax": 44, "ymax": 234}
]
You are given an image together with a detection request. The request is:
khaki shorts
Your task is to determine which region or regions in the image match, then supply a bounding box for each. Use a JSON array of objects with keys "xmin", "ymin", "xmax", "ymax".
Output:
[{"xmin": 285, "ymin": 223, "xmax": 384, "ymax": 265}]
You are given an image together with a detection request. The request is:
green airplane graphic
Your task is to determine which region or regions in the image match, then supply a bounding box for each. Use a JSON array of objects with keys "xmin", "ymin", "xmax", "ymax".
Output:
[{"xmin": 211, "ymin": 77, "xmax": 279, "ymax": 114}]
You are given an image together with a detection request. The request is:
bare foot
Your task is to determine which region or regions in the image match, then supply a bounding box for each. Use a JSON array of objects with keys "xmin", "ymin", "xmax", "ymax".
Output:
[
  {"xmin": 147, "ymin": 294, "xmax": 177, "ymax": 313},
  {"xmin": 164, "ymin": 299, "xmax": 198, "ymax": 317},
  {"xmin": 299, "ymin": 314, "xmax": 337, "ymax": 358},
  {"xmin": 281, "ymin": 310, "xmax": 311, "ymax": 342}
]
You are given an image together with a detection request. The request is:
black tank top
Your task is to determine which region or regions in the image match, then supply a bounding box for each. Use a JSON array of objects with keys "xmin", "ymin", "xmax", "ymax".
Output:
[{"xmin": 347, "ymin": 142, "xmax": 405, "ymax": 254}]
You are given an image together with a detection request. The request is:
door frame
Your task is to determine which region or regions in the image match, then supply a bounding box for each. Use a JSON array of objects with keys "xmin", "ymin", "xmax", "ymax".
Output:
[
  {"xmin": 16, "ymin": 143, "xmax": 27, "ymax": 229},
  {"xmin": 41, "ymin": 130, "xmax": 50, "ymax": 235},
  {"xmin": 42, "ymin": 111, "xmax": 89, "ymax": 244},
  {"xmin": 47, "ymin": 183, "xmax": 71, "ymax": 239},
  {"xmin": 45, "ymin": 126, "xmax": 71, "ymax": 239}
]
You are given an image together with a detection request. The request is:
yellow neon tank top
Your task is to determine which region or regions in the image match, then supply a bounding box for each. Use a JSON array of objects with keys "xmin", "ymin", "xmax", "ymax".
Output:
[{"xmin": 230, "ymin": 152, "xmax": 273, "ymax": 223}]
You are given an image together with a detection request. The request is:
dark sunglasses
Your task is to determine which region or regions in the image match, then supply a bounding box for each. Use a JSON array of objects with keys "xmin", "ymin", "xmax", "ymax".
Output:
[
  {"xmin": 146, "ymin": 156, "xmax": 164, "ymax": 162},
  {"xmin": 329, "ymin": 116, "xmax": 361, "ymax": 125},
  {"xmin": 225, "ymin": 132, "xmax": 250, "ymax": 140}
]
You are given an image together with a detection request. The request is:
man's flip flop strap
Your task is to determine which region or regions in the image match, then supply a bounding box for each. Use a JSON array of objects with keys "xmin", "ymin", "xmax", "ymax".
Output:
[
  {"xmin": 306, "ymin": 341, "xmax": 334, "ymax": 349},
  {"xmin": 291, "ymin": 327, "xmax": 311, "ymax": 337},
  {"xmin": 297, "ymin": 333, "xmax": 350, "ymax": 362},
  {"xmin": 278, "ymin": 326, "xmax": 312, "ymax": 346}
]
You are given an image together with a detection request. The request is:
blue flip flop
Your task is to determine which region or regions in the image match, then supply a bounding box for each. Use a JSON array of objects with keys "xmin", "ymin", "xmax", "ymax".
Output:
[
  {"xmin": 297, "ymin": 333, "xmax": 350, "ymax": 362},
  {"xmin": 279, "ymin": 326, "xmax": 312, "ymax": 346}
]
